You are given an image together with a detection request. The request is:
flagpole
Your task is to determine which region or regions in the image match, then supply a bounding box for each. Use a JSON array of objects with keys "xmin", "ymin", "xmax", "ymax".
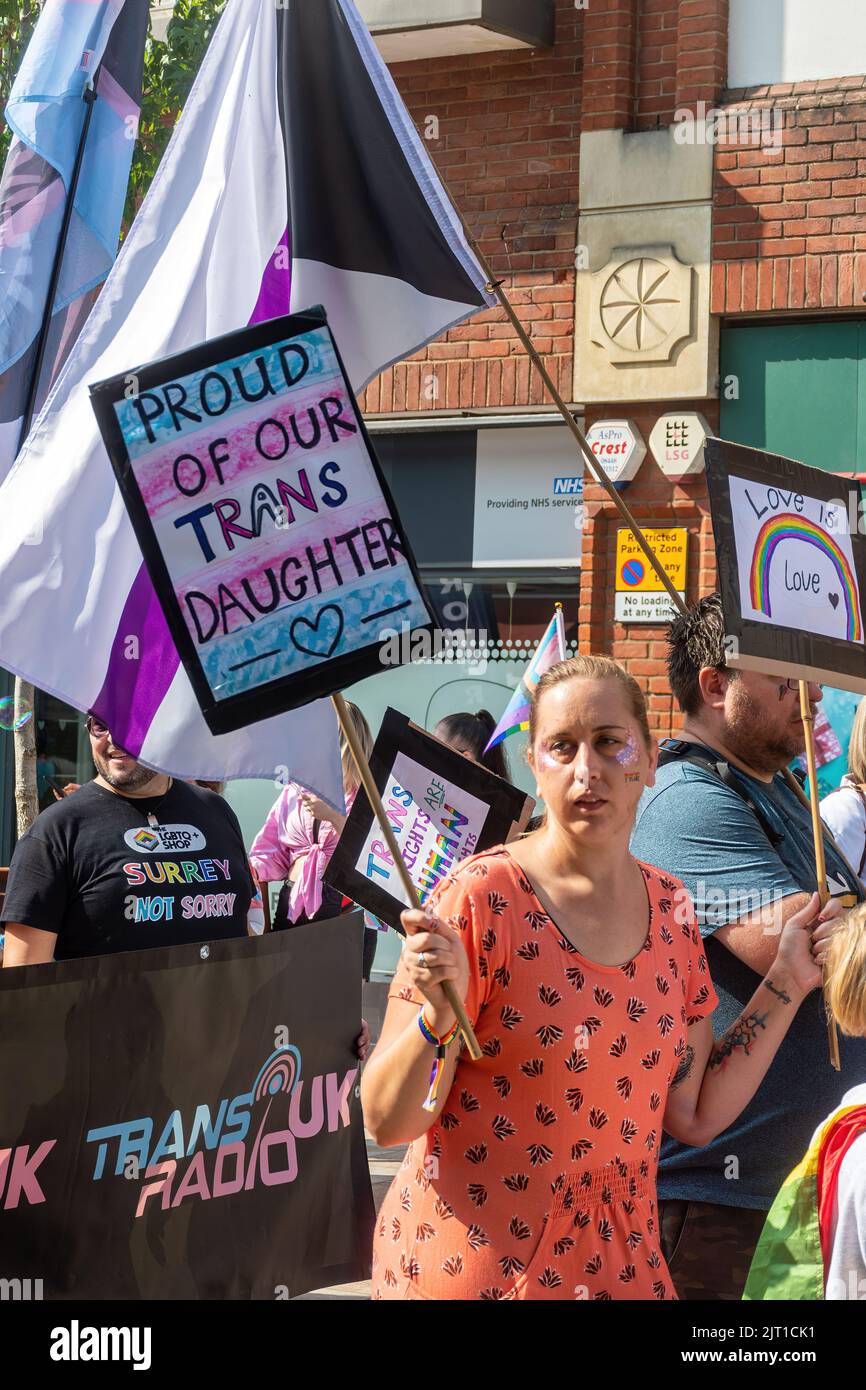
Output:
[
  {"xmin": 554, "ymin": 600, "xmax": 567, "ymax": 658},
  {"xmin": 16, "ymin": 73, "xmax": 99, "ymax": 453},
  {"xmin": 796, "ymin": 682, "xmax": 841, "ymax": 1071},
  {"xmin": 434, "ymin": 177, "xmax": 686, "ymax": 615},
  {"xmin": 12, "ymin": 73, "xmax": 99, "ymax": 842},
  {"xmin": 331, "ymin": 692, "xmax": 482, "ymax": 1061}
]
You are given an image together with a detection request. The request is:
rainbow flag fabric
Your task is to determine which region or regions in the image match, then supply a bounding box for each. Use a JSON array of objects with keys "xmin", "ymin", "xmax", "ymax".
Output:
[
  {"xmin": 484, "ymin": 607, "xmax": 568, "ymax": 752},
  {"xmin": 743, "ymin": 1101, "xmax": 866, "ymax": 1300}
]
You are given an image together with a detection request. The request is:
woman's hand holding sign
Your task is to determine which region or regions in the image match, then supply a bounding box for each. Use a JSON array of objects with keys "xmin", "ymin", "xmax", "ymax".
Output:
[{"xmin": 400, "ymin": 906, "xmax": 470, "ymax": 1034}]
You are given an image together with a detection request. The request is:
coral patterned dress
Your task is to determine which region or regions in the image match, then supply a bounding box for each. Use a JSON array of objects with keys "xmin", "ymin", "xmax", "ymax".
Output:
[{"xmin": 371, "ymin": 848, "xmax": 717, "ymax": 1301}]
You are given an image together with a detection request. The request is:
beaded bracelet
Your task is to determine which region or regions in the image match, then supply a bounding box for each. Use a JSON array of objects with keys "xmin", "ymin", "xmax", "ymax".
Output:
[{"xmin": 418, "ymin": 1007, "xmax": 460, "ymax": 1112}]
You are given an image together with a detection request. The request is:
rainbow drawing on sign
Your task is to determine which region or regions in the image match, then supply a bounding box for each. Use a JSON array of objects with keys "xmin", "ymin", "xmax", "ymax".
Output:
[{"xmin": 749, "ymin": 513, "xmax": 862, "ymax": 642}]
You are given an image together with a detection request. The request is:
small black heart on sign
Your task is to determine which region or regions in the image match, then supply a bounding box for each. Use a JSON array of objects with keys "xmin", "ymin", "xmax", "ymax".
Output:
[
  {"xmin": 828, "ymin": 593, "xmax": 839, "ymax": 610},
  {"xmin": 290, "ymin": 605, "xmax": 344, "ymax": 659}
]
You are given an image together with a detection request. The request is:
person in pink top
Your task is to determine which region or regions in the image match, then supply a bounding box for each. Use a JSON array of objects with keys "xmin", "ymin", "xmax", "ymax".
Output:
[{"xmin": 250, "ymin": 701, "xmax": 382, "ymax": 977}]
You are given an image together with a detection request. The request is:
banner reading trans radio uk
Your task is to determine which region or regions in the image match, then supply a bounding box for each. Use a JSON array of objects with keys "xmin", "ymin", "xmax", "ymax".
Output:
[{"xmin": 0, "ymin": 917, "xmax": 374, "ymax": 1299}]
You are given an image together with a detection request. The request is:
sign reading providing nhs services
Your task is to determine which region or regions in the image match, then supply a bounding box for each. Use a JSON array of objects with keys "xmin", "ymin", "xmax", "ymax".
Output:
[{"xmin": 472, "ymin": 424, "xmax": 583, "ymax": 567}]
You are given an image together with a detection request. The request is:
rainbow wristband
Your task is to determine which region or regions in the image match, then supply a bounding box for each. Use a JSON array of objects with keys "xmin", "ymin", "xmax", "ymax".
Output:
[
  {"xmin": 418, "ymin": 1008, "xmax": 459, "ymax": 1048},
  {"xmin": 418, "ymin": 1008, "xmax": 460, "ymax": 1111}
]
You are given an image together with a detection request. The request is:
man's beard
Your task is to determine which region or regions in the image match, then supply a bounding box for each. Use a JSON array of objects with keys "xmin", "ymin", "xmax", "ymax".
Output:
[
  {"xmin": 724, "ymin": 681, "xmax": 807, "ymax": 775},
  {"xmin": 95, "ymin": 749, "xmax": 161, "ymax": 794}
]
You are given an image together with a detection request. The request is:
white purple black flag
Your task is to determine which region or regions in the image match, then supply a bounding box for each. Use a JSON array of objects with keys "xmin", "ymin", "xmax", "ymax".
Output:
[{"xmin": 0, "ymin": 0, "xmax": 494, "ymax": 797}]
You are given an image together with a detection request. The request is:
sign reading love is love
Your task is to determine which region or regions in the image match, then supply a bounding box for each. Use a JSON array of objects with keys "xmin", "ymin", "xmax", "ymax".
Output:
[
  {"xmin": 90, "ymin": 309, "xmax": 433, "ymax": 734},
  {"xmin": 706, "ymin": 437, "xmax": 866, "ymax": 694}
]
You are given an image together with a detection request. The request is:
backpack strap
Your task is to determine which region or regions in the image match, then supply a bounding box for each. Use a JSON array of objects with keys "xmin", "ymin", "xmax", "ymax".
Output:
[{"xmin": 658, "ymin": 739, "xmax": 785, "ymax": 849}]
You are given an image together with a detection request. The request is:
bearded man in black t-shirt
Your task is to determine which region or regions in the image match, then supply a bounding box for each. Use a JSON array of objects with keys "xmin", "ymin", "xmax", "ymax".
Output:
[{"xmin": 1, "ymin": 715, "xmax": 255, "ymax": 964}]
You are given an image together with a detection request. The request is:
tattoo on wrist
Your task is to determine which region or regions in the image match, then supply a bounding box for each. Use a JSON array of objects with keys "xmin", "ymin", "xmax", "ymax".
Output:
[
  {"xmin": 708, "ymin": 1010, "xmax": 768, "ymax": 1071},
  {"xmin": 671, "ymin": 1044, "xmax": 695, "ymax": 1088},
  {"xmin": 764, "ymin": 978, "xmax": 792, "ymax": 1005}
]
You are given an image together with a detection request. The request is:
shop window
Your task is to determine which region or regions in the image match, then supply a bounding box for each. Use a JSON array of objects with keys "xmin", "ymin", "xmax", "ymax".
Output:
[{"xmin": 34, "ymin": 694, "xmax": 91, "ymax": 812}]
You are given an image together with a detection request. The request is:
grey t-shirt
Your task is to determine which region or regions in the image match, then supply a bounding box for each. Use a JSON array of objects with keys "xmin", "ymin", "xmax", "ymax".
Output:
[{"xmin": 630, "ymin": 742, "xmax": 866, "ymax": 1209}]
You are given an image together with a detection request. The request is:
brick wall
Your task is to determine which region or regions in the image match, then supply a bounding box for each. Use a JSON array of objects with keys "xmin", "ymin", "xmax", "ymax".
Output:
[
  {"xmin": 583, "ymin": 0, "xmax": 729, "ymax": 134},
  {"xmin": 578, "ymin": 399, "xmax": 720, "ymax": 736},
  {"xmin": 675, "ymin": 0, "xmax": 729, "ymax": 112},
  {"xmin": 360, "ymin": 0, "xmax": 582, "ymax": 416},
  {"xmin": 711, "ymin": 79, "xmax": 866, "ymax": 313},
  {"xmin": 635, "ymin": 0, "xmax": 679, "ymax": 131}
]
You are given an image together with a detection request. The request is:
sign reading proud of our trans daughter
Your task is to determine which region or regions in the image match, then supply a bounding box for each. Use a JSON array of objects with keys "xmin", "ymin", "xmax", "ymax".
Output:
[
  {"xmin": 326, "ymin": 709, "xmax": 534, "ymax": 932},
  {"xmin": 705, "ymin": 437, "xmax": 866, "ymax": 693},
  {"xmin": 90, "ymin": 308, "xmax": 433, "ymax": 734}
]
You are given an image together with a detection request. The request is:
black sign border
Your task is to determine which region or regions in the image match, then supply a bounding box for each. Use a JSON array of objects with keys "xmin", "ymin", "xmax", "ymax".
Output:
[
  {"xmin": 89, "ymin": 307, "xmax": 435, "ymax": 735},
  {"xmin": 325, "ymin": 707, "xmax": 533, "ymax": 932},
  {"xmin": 705, "ymin": 436, "xmax": 866, "ymax": 693}
]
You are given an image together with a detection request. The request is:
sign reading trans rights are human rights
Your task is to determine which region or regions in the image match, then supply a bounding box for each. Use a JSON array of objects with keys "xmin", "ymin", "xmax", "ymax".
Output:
[{"xmin": 90, "ymin": 308, "xmax": 433, "ymax": 735}]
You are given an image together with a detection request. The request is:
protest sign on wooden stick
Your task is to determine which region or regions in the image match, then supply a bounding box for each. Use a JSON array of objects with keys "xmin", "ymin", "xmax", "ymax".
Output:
[
  {"xmin": 90, "ymin": 308, "xmax": 435, "ymax": 735},
  {"xmin": 796, "ymin": 681, "xmax": 841, "ymax": 1070},
  {"xmin": 327, "ymin": 706, "xmax": 533, "ymax": 930},
  {"xmin": 332, "ymin": 694, "xmax": 482, "ymax": 1060},
  {"xmin": 706, "ymin": 436, "xmax": 866, "ymax": 1067}
]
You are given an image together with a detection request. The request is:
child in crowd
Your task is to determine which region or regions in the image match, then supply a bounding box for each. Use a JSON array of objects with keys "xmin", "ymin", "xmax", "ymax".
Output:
[
  {"xmin": 744, "ymin": 903, "xmax": 866, "ymax": 1300},
  {"xmin": 434, "ymin": 709, "xmax": 510, "ymax": 781}
]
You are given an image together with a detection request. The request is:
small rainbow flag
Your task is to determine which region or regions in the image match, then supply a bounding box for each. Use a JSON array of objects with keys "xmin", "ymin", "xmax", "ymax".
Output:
[
  {"xmin": 484, "ymin": 606, "xmax": 568, "ymax": 752},
  {"xmin": 743, "ymin": 1101, "xmax": 866, "ymax": 1300}
]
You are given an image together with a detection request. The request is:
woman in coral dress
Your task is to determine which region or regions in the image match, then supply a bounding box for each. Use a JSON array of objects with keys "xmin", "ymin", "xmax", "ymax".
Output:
[{"xmin": 362, "ymin": 654, "xmax": 840, "ymax": 1300}]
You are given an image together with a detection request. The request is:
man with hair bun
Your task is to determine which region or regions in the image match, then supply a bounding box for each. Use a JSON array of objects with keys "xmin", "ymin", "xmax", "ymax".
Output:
[{"xmin": 631, "ymin": 592, "xmax": 865, "ymax": 1301}]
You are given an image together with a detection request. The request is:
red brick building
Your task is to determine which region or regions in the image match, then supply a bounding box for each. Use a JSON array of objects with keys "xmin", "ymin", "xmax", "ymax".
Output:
[{"xmin": 359, "ymin": 0, "xmax": 866, "ymax": 738}]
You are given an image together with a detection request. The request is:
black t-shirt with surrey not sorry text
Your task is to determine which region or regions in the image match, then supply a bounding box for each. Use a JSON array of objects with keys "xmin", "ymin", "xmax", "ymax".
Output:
[{"xmin": 1, "ymin": 780, "xmax": 254, "ymax": 960}]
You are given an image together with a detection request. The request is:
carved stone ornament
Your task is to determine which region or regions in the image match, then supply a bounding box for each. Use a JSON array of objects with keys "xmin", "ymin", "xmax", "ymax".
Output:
[{"xmin": 589, "ymin": 247, "xmax": 694, "ymax": 365}]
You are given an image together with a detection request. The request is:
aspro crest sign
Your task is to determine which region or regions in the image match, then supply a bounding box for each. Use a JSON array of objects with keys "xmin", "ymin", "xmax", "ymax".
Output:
[
  {"xmin": 649, "ymin": 412, "xmax": 709, "ymax": 481},
  {"xmin": 584, "ymin": 420, "xmax": 646, "ymax": 486}
]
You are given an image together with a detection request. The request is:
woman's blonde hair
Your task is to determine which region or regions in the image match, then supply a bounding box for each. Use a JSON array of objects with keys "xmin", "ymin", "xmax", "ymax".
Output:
[
  {"xmin": 825, "ymin": 902, "xmax": 866, "ymax": 1037},
  {"xmin": 847, "ymin": 697, "xmax": 866, "ymax": 786},
  {"xmin": 528, "ymin": 653, "xmax": 651, "ymax": 749},
  {"xmin": 340, "ymin": 700, "xmax": 373, "ymax": 795}
]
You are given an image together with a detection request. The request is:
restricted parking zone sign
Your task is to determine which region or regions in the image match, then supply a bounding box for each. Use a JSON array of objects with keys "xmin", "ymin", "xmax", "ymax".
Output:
[{"xmin": 615, "ymin": 527, "xmax": 687, "ymax": 622}]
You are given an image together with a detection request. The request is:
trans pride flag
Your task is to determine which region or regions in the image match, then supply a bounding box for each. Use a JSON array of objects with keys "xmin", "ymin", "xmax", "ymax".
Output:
[
  {"xmin": 484, "ymin": 607, "xmax": 568, "ymax": 752},
  {"xmin": 0, "ymin": 0, "xmax": 149, "ymax": 478},
  {"xmin": 0, "ymin": 0, "xmax": 494, "ymax": 799}
]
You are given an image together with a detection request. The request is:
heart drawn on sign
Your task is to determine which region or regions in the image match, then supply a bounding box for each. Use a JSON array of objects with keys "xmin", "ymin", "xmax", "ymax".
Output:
[
  {"xmin": 290, "ymin": 605, "xmax": 345, "ymax": 659},
  {"xmin": 828, "ymin": 593, "xmax": 840, "ymax": 610}
]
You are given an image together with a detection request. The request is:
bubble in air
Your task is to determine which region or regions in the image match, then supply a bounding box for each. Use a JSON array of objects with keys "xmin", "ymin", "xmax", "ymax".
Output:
[{"xmin": 0, "ymin": 696, "xmax": 33, "ymax": 732}]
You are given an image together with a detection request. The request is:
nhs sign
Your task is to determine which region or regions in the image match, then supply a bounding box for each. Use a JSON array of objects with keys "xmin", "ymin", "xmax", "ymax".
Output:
[{"xmin": 553, "ymin": 476, "xmax": 583, "ymax": 496}]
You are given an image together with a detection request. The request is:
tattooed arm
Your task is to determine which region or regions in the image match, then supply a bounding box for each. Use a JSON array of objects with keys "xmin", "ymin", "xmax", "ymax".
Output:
[{"xmin": 664, "ymin": 892, "xmax": 840, "ymax": 1147}]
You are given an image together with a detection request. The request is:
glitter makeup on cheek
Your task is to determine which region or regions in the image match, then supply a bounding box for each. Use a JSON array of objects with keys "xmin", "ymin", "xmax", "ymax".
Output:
[
  {"xmin": 538, "ymin": 748, "xmax": 560, "ymax": 771},
  {"xmin": 614, "ymin": 731, "xmax": 642, "ymax": 781}
]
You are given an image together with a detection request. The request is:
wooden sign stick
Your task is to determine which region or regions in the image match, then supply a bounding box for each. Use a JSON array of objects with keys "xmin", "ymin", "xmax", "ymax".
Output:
[
  {"xmin": 797, "ymin": 680, "xmax": 841, "ymax": 1071},
  {"xmin": 331, "ymin": 692, "xmax": 482, "ymax": 1060}
]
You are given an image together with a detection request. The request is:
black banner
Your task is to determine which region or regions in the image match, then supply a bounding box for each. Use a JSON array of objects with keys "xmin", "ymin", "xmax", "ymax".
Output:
[{"xmin": 0, "ymin": 915, "xmax": 374, "ymax": 1300}]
